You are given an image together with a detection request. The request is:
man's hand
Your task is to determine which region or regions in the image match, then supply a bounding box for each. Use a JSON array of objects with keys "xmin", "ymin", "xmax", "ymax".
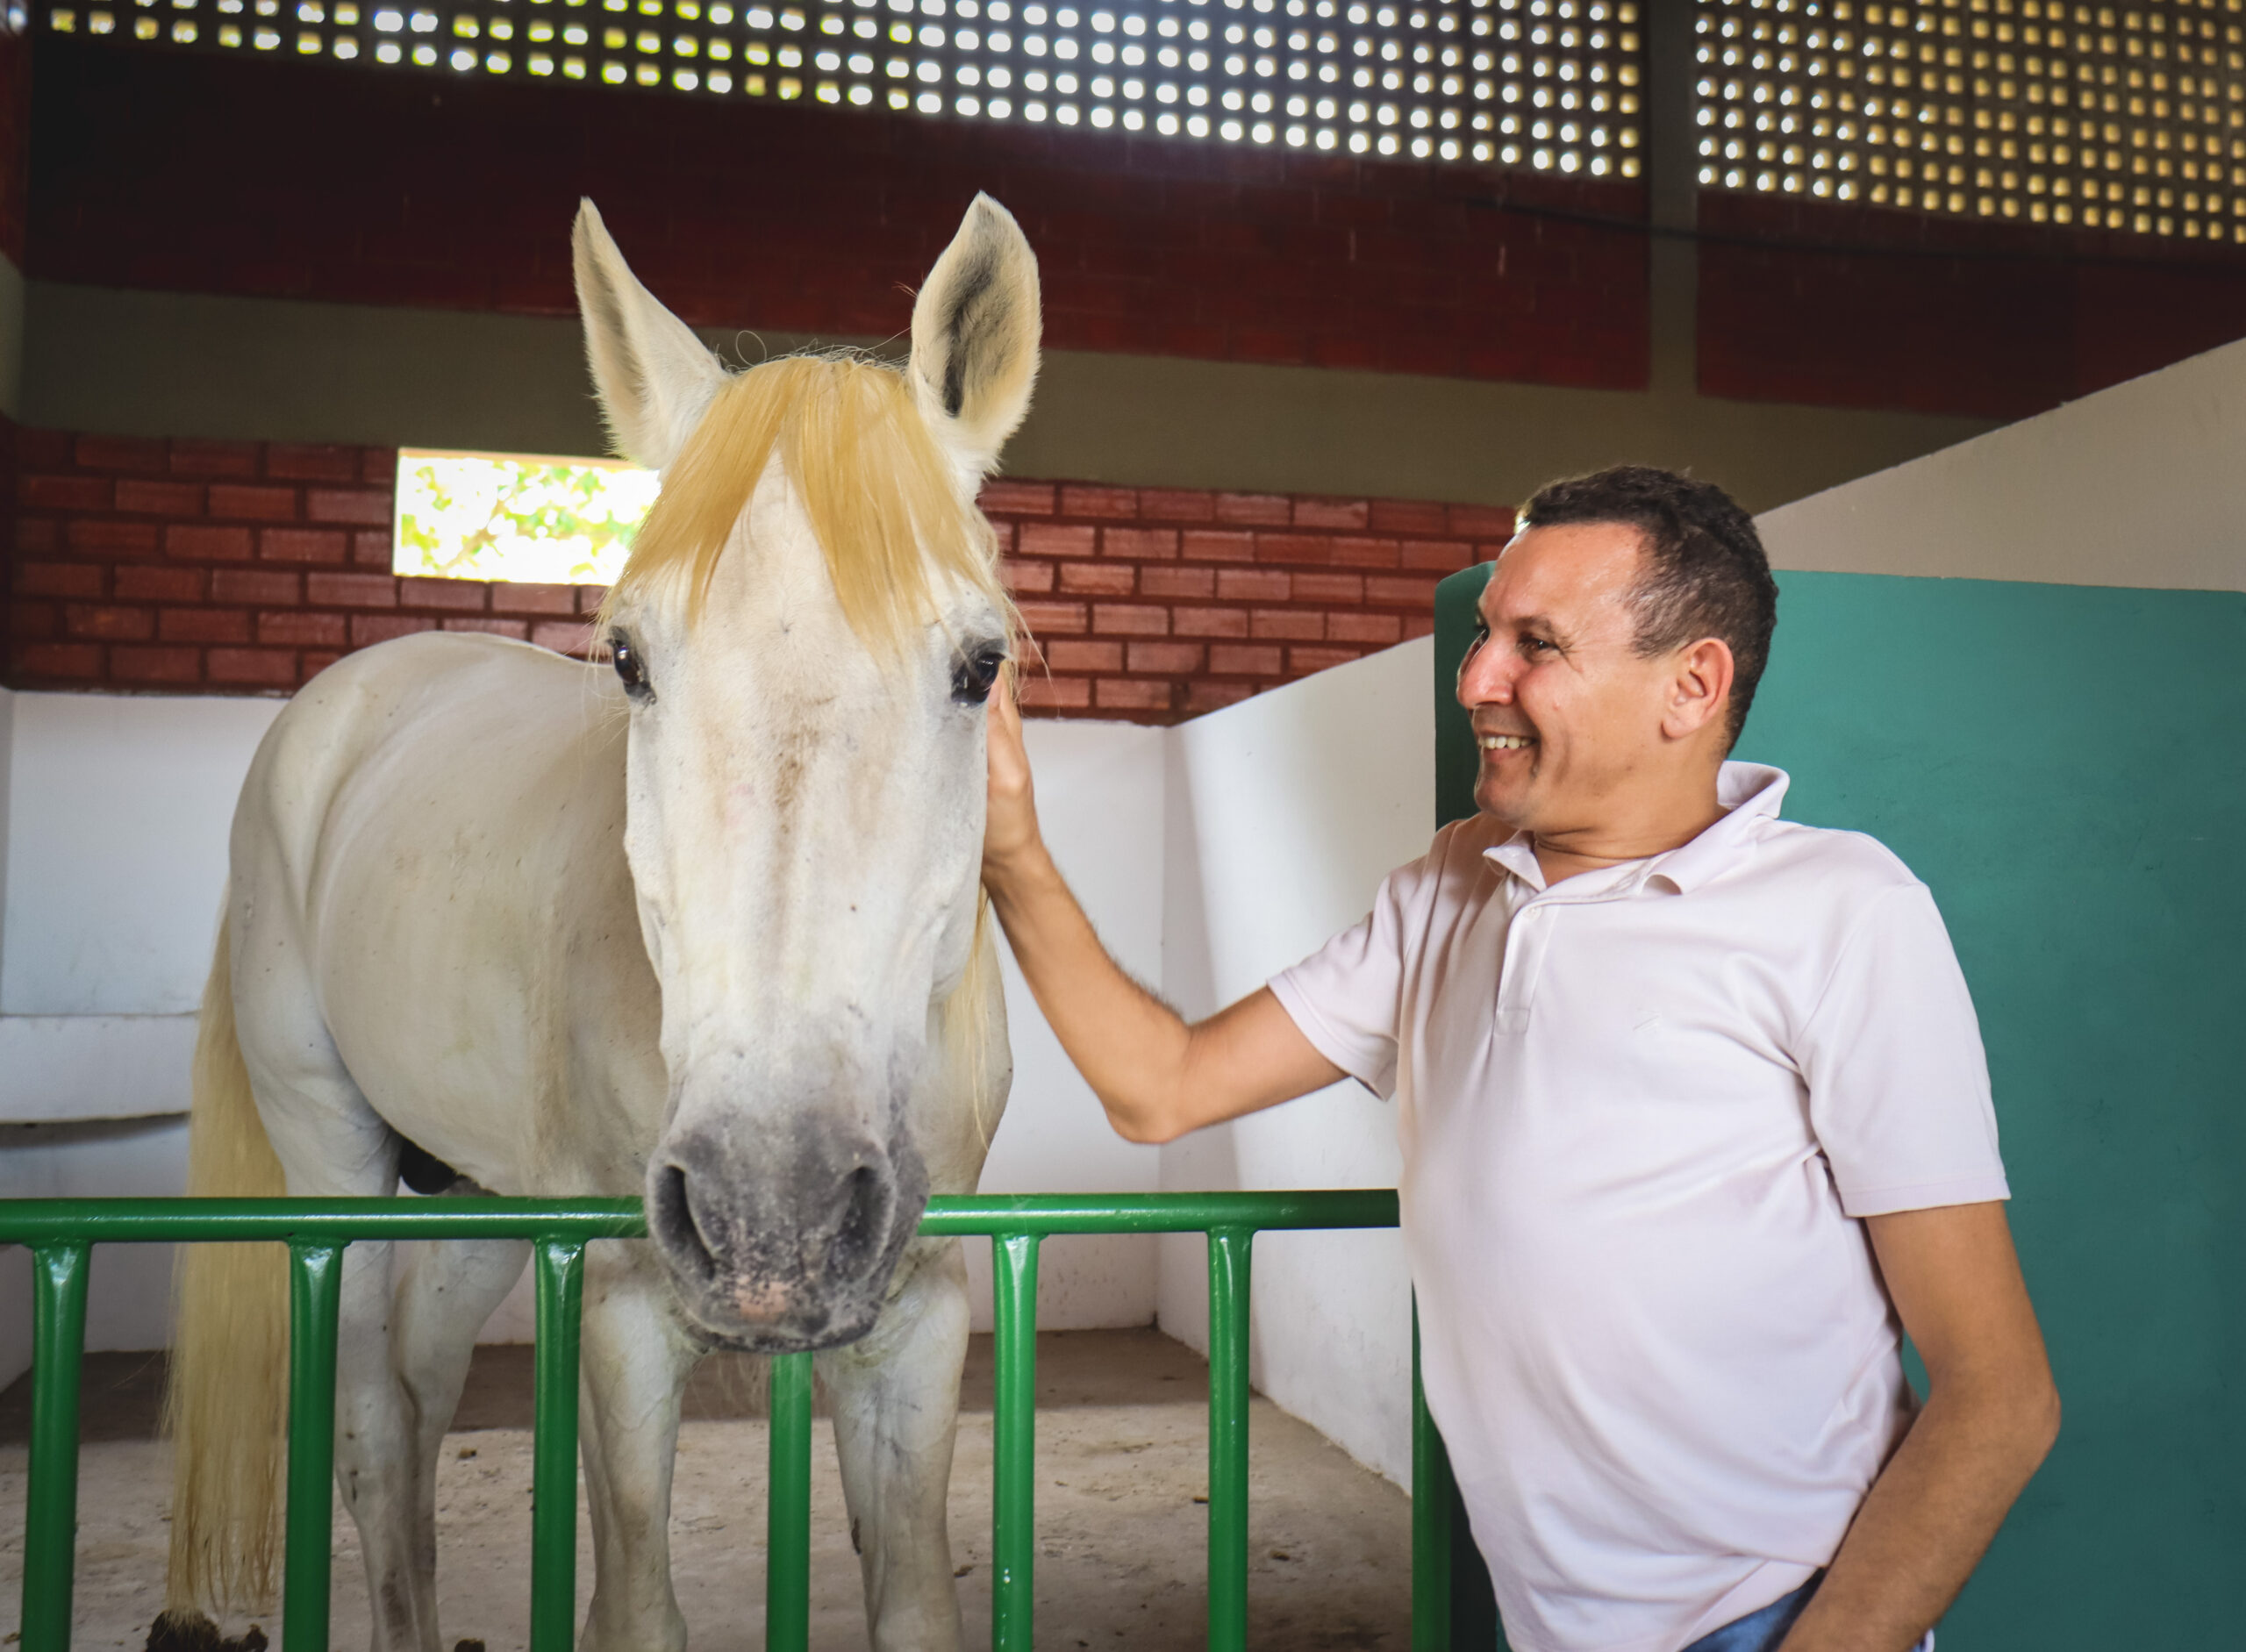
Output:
[
  {"xmin": 1777, "ymin": 1202, "xmax": 2060, "ymax": 1652},
  {"xmin": 979, "ymin": 683, "xmax": 1343, "ymax": 1143},
  {"xmin": 984, "ymin": 668, "xmax": 1044, "ymax": 887}
]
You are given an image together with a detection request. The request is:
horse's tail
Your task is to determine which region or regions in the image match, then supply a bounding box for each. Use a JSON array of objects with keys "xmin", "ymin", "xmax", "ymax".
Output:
[{"xmin": 162, "ymin": 906, "xmax": 290, "ymax": 1615}]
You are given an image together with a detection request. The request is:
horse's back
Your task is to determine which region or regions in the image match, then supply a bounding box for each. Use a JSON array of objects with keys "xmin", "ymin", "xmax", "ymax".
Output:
[{"xmin": 245, "ymin": 630, "xmax": 590, "ymax": 832}]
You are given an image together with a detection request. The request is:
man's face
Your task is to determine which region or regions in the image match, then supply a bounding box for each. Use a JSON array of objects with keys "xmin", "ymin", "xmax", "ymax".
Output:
[{"xmin": 1458, "ymin": 521, "xmax": 1685, "ymax": 835}]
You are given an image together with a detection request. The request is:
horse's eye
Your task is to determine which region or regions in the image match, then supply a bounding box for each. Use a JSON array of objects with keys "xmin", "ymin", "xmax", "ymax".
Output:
[
  {"xmin": 612, "ymin": 632, "xmax": 653, "ymax": 702},
  {"xmin": 951, "ymin": 643, "xmax": 1006, "ymax": 705}
]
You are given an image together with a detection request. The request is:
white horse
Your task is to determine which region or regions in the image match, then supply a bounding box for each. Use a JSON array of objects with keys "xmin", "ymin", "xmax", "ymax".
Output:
[{"xmin": 161, "ymin": 194, "xmax": 1040, "ymax": 1652}]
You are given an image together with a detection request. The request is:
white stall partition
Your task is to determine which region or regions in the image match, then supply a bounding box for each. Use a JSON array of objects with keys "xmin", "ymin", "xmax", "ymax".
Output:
[
  {"xmin": 0, "ymin": 690, "xmax": 283, "ymax": 1387},
  {"xmin": 1157, "ymin": 639, "xmax": 1435, "ymax": 1488}
]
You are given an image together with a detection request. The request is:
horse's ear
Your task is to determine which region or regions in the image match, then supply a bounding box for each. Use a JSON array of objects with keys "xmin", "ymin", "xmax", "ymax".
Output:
[
  {"xmin": 573, "ymin": 199, "xmax": 726, "ymax": 470},
  {"xmin": 910, "ymin": 194, "xmax": 1041, "ymax": 479}
]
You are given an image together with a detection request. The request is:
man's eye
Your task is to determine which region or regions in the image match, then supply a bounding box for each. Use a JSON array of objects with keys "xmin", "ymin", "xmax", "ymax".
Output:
[{"xmin": 1520, "ymin": 636, "xmax": 1555, "ymax": 655}]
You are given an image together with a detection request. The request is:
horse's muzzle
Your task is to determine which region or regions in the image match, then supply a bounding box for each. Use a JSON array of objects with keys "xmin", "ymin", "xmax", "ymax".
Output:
[{"xmin": 646, "ymin": 1117, "xmax": 927, "ymax": 1351}]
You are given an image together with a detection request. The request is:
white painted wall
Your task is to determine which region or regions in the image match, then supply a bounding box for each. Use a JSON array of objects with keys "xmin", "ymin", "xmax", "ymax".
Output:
[
  {"xmin": 1760, "ymin": 331, "xmax": 2246, "ymax": 594},
  {"xmin": 0, "ymin": 694, "xmax": 283, "ymax": 1387},
  {"xmin": 0, "ymin": 691, "xmax": 283, "ymax": 1019}
]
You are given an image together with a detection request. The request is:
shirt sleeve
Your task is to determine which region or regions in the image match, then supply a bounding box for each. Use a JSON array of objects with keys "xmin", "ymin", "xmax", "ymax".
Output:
[
  {"xmin": 1797, "ymin": 882, "xmax": 2011, "ymax": 1217},
  {"xmin": 1265, "ymin": 860, "xmax": 1420, "ymax": 1101}
]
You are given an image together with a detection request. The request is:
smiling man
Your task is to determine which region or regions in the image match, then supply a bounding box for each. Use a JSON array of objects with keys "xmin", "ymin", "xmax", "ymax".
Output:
[{"xmin": 981, "ymin": 465, "xmax": 2059, "ymax": 1652}]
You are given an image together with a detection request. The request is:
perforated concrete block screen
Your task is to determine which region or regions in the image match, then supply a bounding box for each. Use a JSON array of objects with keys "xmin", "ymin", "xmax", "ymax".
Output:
[
  {"xmin": 37, "ymin": 0, "xmax": 1641, "ymax": 172},
  {"xmin": 1696, "ymin": 0, "xmax": 2246, "ymax": 240}
]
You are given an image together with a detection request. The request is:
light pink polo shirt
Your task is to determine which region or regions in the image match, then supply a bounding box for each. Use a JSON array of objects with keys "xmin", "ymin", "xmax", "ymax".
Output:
[{"xmin": 1269, "ymin": 764, "xmax": 2006, "ymax": 1652}]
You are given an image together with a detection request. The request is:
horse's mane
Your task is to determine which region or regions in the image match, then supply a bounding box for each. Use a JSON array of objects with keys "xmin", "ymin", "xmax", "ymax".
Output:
[{"xmin": 597, "ymin": 352, "xmax": 1012, "ymax": 656}]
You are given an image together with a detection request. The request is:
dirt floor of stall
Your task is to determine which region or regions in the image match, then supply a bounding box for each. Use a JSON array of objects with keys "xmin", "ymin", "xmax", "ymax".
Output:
[{"xmin": 0, "ymin": 1327, "xmax": 1411, "ymax": 1650}]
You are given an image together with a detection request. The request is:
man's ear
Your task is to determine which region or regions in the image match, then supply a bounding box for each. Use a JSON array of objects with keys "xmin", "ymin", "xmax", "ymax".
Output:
[
  {"xmin": 573, "ymin": 198, "xmax": 726, "ymax": 470},
  {"xmin": 909, "ymin": 193, "xmax": 1041, "ymax": 482},
  {"xmin": 1663, "ymin": 637, "xmax": 1738, "ymax": 742}
]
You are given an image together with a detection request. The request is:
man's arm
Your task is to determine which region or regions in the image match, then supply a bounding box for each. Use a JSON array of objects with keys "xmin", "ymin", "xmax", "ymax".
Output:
[
  {"xmin": 982, "ymin": 683, "xmax": 1344, "ymax": 1143},
  {"xmin": 1778, "ymin": 1201, "xmax": 2060, "ymax": 1652}
]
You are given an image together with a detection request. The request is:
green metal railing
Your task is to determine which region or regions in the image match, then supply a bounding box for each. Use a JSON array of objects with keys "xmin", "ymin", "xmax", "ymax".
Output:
[{"xmin": 0, "ymin": 1192, "xmax": 1462, "ymax": 1652}]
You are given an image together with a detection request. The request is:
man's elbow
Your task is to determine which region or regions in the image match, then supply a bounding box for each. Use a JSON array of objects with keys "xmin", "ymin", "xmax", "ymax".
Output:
[
  {"xmin": 1105, "ymin": 1098, "xmax": 1184, "ymax": 1147},
  {"xmin": 1932, "ymin": 1353, "xmax": 2061, "ymax": 1475},
  {"xmin": 2022, "ymin": 1370, "xmax": 2063, "ymax": 1466},
  {"xmin": 1980, "ymin": 1362, "xmax": 2063, "ymax": 1476}
]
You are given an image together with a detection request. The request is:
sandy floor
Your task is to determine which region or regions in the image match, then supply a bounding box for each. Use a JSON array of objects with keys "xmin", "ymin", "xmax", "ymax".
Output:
[{"xmin": 0, "ymin": 1332, "xmax": 1410, "ymax": 1651}]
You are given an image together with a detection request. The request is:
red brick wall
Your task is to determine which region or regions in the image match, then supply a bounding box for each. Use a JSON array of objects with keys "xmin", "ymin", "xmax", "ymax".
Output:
[
  {"xmin": 5, "ymin": 430, "xmax": 1506, "ymax": 720},
  {"xmin": 1698, "ymin": 191, "xmax": 2246, "ymax": 420},
  {"xmin": 986, "ymin": 478, "xmax": 1503, "ymax": 718},
  {"xmin": 27, "ymin": 39, "xmax": 1647, "ymax": 389}
]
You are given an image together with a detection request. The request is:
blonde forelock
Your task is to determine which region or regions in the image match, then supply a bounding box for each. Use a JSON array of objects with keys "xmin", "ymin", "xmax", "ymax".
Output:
[{"xmin": 597, "ymin": 354, "xmax": 1012, "ymax": 657}]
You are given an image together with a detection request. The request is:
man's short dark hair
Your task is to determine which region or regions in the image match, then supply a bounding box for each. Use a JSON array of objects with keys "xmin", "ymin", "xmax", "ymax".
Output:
[{"xmin": 1517, "ymin": 465, "xmax": 1778, "ymax": 749}]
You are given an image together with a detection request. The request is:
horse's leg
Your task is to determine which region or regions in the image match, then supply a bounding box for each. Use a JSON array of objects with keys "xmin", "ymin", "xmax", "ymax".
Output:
[
  {"xmin": 390, "ymin": 1212, "xmax": 532, "ymax": 1629},
  {"xmin": 253, "ymin": 1093, "xmax": 431, "ymax": 1652},
  {"xmin": 576, "ymin": 1243, "xmax": 700, "ymax": 1652},
  {"xmin": 232, "ymin": 878, "xmax": 431, "ymax": 1652},
  {"xmin": 818, "ymin": 1240, "xmax": 973, "ymax": 1652}
]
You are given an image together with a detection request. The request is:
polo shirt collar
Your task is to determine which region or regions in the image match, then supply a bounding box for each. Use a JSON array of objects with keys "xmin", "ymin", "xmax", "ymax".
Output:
[
  {"xmin": 1480, "ymin": 762, "xmax": 1792, "ymax": 897},
  {"xmin": 1649, "ymin": 762, "xmax": 1790, "ymax": 892}
]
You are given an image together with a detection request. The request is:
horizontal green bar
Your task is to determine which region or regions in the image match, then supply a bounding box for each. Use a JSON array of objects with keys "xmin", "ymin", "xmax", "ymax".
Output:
[
  {"xmin": 0, "ymin": 1190, "xmax": 1398, "ymax": 1246},
  {"xmin": 918, "ymin": 1191, "xmax": 1398, "ymax": 1236},
  {"xmin": 0, "ymin": 1198, "xmax": 647, "ymax": 1245}
]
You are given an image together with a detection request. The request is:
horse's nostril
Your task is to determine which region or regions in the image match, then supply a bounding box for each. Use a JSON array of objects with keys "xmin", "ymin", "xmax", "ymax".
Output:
[
  {"xmin": 652, "ymin": 1162, "xmax": 719, "ymax": 1284},
  {"xmin": 829, "ymin": 1162, "xmax": 889, "ymax": 1278}
]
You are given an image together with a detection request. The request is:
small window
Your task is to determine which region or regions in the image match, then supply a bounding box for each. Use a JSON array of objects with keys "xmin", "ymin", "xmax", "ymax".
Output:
[{"xmin": 393, "ymin": 448, "xmax": 658, "ymax": 584}]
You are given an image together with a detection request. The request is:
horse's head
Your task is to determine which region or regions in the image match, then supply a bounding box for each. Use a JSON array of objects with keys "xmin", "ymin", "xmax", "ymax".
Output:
[{"xmin": 573, "ymin": 195, "xmax": 1037, "ymax": 1351}]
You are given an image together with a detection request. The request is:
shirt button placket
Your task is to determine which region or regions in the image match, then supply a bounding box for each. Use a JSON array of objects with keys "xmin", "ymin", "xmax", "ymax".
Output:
[{"xmin": 1494, "ymin": 900, "xmax": 1547, "ymax": 1033}]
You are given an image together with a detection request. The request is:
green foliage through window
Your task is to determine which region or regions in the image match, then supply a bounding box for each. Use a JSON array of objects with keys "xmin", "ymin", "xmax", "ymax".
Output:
[{"xmin": 394, "ymin": 449, "xmax": 661, "ymax": 585}]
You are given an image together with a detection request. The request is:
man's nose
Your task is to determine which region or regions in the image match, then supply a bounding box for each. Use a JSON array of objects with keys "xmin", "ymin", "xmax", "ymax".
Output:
[{"xmin": 1456, "ymin": 637, "xmax": 1517, "ymax": 707}]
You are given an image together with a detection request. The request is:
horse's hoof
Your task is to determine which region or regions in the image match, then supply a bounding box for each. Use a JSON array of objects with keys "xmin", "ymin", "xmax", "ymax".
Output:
[
  {"xmin": 145, "ymin": 1614, "xmax": 266, "ymax": 1652},
  {"xmin": 145, "ymin": 1613, "xmax": 217, "ymax": 1652}
]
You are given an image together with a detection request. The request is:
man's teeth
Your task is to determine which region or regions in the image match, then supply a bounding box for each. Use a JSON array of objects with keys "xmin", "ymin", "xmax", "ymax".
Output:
[{"xmin": 1480, "ymin": 734, "xmax": 1534, "ymax": 751}]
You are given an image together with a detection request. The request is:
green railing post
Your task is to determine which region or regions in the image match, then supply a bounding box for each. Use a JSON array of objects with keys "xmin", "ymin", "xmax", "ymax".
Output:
[
  {"xmin": 1411, "ymin": 1301, "xmax": 1453, "ymax": 1652},
  {"xmin": 765, "ymin": 1350, "xmax": 815, "ymax": 1652},
  {"xmin": 283, "ymin": 1240, "xmax": 345, "ymax": 1652},
  {"xmin": 990, "ymin": 1231, "xmax": 1041, "ymax": 1652},
  {"xmin": 529, "ymin": 1238, "xmax": 586, "ymax": 1652},
  {"xmin": 20, "ymin": 1241, "xmax": 90, "ymax": 1652},
  {"xmin": 1205, "ymin": 1226, "xmax": 1254, "ymax": 1652}
]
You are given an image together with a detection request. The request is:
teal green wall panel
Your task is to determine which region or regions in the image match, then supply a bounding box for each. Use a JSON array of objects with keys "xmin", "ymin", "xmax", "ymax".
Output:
[{"xmin": 1433, "ymin": 562, "xmax": 2246, "ymax": 1647}]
